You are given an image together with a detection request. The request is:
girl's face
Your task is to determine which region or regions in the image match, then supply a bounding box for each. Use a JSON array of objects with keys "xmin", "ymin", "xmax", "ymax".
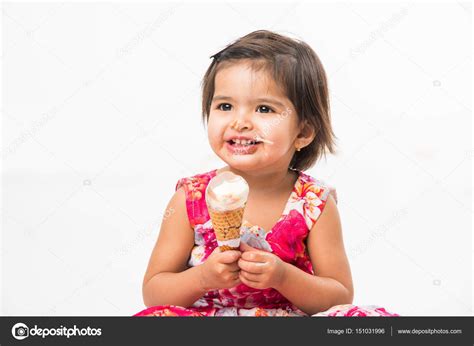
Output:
[{"xmin": 207, "ymin": 60, "xmax": 306, "ymax": 173}]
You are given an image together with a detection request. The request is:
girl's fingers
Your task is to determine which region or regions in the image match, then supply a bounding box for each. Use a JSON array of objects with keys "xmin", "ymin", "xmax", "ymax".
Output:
[
  {"xmin": 229, "ymin": 268, "xmax": 241, "ymax": 281},
  {"xmin": 238, "ymin": 275, "xmax": 251, "ymax": 286},
  {"xmin": 227, "ymin": 263, "xmax": 240, "ymax": 272},
  {"xmin": 240, "ymin": 270, "xmax": 262, "ymax": 282},
  {"xmin": 219, "ymin": 250, "xmax": 242, "ymax": 264},
  {"xmin": 241, "ymin": 251, "xmax": 267, "ymax": 263},
  {"xmin": 238, "ymin": 258, "xmax": 266, "ymax": 274},
  {"xmin": 239, "ymin": 273, "xmax": 261, "ymax": 289}
]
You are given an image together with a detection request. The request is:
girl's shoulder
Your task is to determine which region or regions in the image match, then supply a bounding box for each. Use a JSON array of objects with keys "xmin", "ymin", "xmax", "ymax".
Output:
[
  {"xmin": 295, "ymin": 170, "xmax": 332, "ymax": 202},
  {"xmin": 287, "ymin": 170, "xmax": 335, "ymax": 230},
  {"xmin": 175, "ymin": 168, "xmax": 218, "ymax": 194},
  {"xmin": 174, "ymin": 169, "xmax": 218, "ymax": 228}
]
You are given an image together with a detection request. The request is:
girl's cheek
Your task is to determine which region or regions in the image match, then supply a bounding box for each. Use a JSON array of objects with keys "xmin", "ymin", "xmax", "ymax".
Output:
[
  {"xmin": 269, "ymin": 142, "xmax": 291, "ymax": 157},
  {"xmin": 207, "ymin": 130, "xmax": 219, "ymax": 148},
  {"xmin": 258, "ymin": 117, "xmax": 293, "ymax": 143},
  {"xmin": 207, "ymin": 116, "xmax": 226, "ymax": 147}
]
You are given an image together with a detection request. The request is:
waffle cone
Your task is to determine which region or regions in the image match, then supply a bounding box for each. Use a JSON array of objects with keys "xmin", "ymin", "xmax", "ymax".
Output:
[
  {"xmin": 208, "ymin": 206, "xmax": 244, "ymax": 251},
  {"xmin": 218, "ymin": 245, "xmax": 238, "ymax": 252}
]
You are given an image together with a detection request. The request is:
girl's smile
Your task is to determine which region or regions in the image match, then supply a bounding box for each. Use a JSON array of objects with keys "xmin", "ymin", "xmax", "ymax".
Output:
[{"xmin": 225, "ymin": 135, "xmax": 263, "ymax": 155}]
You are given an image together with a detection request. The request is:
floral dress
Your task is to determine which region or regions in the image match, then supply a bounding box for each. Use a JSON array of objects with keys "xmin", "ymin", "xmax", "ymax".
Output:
[{"xmin": 134, "ymin": 169, "xmax": 398, "ymax": 317}]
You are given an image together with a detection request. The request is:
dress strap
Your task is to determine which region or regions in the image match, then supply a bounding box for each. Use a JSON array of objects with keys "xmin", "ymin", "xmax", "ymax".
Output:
[
  {"xmin": 175, "ymin": 170, "xmax": 217, "ymax": 229},
  {"xmin": 294, "ymin": 172, "xmax": 334, "ymax": 230}
]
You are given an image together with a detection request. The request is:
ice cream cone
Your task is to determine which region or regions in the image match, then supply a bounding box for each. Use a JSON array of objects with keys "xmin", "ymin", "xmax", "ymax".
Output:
[
  {"xmin": 208, "ymin": 206, "xmax": 245, "ymax": 251},
  {"xmin": 206, "ymin": 171, "xmax": 249, "ymax": 251}
]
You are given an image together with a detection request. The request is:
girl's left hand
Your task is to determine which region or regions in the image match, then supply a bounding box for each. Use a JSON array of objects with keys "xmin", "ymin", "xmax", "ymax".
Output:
[{"xmin": 238, "ymin": 242, "xmax": 287, "ymax": 289}]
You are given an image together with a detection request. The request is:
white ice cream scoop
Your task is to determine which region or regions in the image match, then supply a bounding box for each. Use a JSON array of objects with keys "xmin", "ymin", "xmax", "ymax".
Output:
[{"xmin": 206, "ymin": 171, "xmax": 249, "ymax": 211}]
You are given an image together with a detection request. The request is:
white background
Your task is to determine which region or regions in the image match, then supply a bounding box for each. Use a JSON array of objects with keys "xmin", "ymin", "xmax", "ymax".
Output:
[{"xmin": 1, "ymin": 1, "xmax": 472, "ymax": 316}]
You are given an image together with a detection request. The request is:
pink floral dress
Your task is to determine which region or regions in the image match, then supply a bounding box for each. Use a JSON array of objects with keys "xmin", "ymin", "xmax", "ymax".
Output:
[{"xmin": 134, "ymin": 169, "xmax": 398, "ymax": 317}]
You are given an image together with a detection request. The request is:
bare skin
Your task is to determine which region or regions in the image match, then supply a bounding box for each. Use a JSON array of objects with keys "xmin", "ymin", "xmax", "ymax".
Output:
[
  {"xmin": 237, "ymin": 195, "xmax": 354, "ymax": 314},
  {"xmin": 142, "ymin": 186, "xmax": 243, "ymax": 308},
  {"xmin": 142, "ymin": 60, "xmax": 353, "ymax": 314}
]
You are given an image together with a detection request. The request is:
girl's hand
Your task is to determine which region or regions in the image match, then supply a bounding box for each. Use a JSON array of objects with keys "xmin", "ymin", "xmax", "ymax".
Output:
[
  {"xmin": 199, "ymin": 247, "xmax": 242, "ymax": 291},
  {"xmin": 238, "ymin": 242, "xmax": 287, "ymax": 290}
]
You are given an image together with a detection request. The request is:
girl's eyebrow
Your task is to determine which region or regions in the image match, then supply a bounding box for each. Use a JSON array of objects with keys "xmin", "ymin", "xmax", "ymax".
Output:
[
  {"xmin": 212, "ymin": 95, "xmax": 234, "ymax": 102},
  {"xmin": 255, "ymin": 97, "xmax": 285, "ymax": 108},
  {"xmin": 212, "ymin": 95, "xmax": 285, "ymax": 108}
]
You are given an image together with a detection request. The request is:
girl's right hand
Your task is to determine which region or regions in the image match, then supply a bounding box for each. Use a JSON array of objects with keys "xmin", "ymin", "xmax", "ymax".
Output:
[{"xmin": 199, "ymin": 247, "xmax": 242, "ymax": 291}]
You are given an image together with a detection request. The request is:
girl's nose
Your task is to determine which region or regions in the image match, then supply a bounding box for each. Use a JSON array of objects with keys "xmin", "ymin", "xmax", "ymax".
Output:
[
  {"xmin": 231, "ymin": 112, "xmax": 253, "ymax": 131},
  {"xmin": 231, "ymin": 119, "xmax": 252, "ymax": 131}
]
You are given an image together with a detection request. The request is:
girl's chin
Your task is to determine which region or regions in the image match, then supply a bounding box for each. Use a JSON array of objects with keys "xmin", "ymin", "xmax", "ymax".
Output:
[
  {"xmin": 223, "ymin": 161, "xmax": 261, "ymax": 173},
  {"xmin": 221, "ymin": 150, "xmax": 272, "ymax": 170}
]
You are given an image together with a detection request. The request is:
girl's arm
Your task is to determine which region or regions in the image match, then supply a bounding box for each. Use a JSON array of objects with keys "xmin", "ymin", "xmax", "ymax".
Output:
[
  {"xmin": 274, "ymin": 194, "xmax": 354, "ymax": 315},
  {"xmin": 142, "ymin": 187, "xmax": 206, "ymax": 308}
]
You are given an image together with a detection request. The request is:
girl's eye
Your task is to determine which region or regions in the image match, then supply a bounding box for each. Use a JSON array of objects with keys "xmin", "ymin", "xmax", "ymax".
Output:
[
  {"xmin": 218, "ymin": 103, "xmax": 232, "ymax": 111},
  {"xmin": 256, "ymin": 105, "xmax": 274, "ymax": 113}
]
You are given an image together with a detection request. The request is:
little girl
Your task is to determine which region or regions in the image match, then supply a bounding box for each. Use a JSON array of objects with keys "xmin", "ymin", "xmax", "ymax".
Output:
[{"xmin": 134, "ymin": 30, "xmax": 398, "ymax": 317}]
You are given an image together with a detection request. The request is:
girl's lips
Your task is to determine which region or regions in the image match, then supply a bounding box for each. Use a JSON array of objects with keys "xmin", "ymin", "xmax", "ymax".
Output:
[{"xmin": 225, "ymin": 141, "xmax": 261, "ymax": 155}]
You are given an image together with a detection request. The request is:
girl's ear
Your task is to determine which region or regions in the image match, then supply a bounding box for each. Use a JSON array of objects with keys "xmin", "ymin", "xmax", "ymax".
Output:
[{"xmin": 295, "ymin": 120, "xmax": 316, "ymax": 149}]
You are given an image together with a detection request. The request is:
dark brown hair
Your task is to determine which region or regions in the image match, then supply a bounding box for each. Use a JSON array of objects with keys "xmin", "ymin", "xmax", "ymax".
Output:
[{"xmin": 201, "ymin": 30, "xmax": 337, "ymax": 171}]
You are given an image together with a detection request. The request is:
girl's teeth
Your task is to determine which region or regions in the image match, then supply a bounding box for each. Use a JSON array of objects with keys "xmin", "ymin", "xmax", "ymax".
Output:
[{"xmin": 231, "ymin": 139, "xmax": 258, "ymax": 145}]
